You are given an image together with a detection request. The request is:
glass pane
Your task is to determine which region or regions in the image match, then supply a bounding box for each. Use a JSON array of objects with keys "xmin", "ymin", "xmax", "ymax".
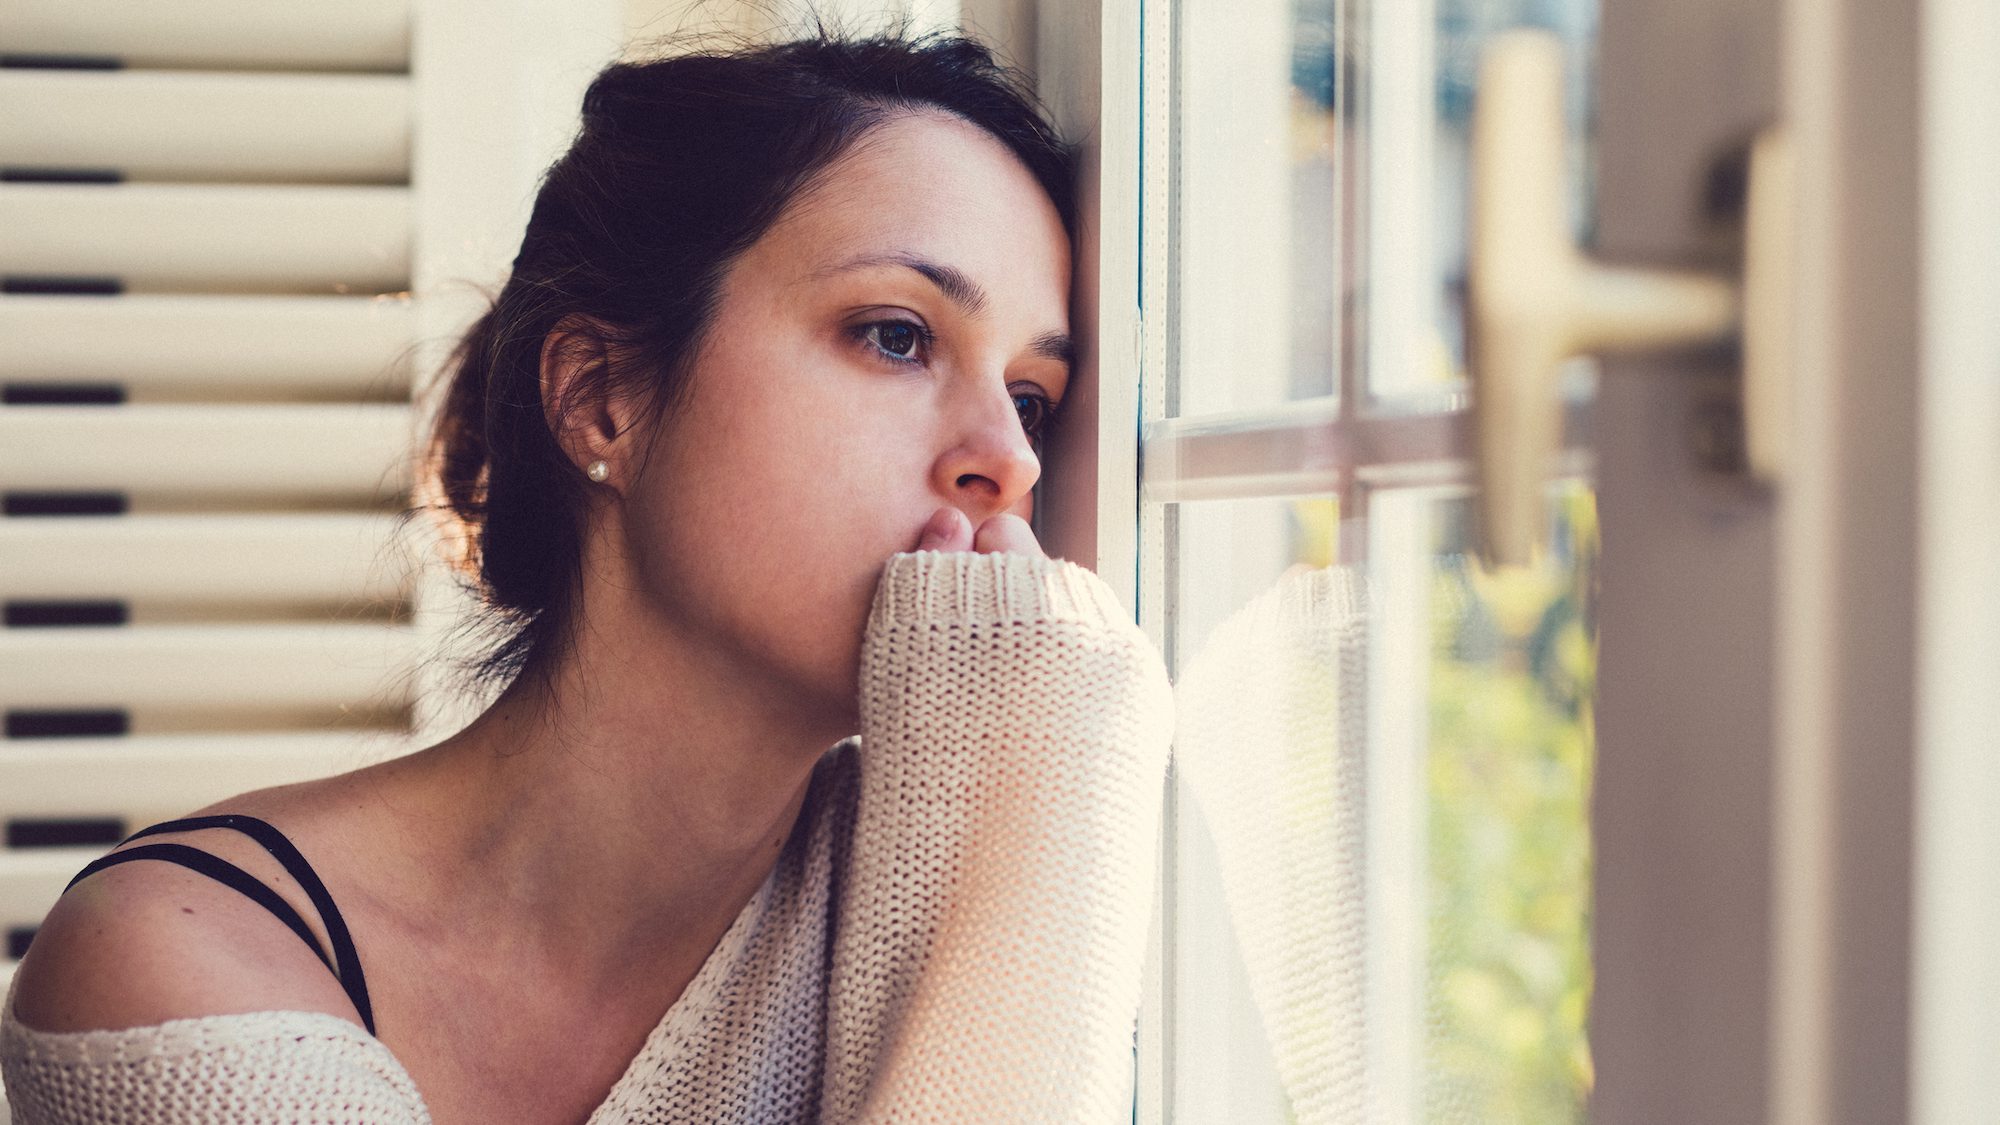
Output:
[
  {"xmin": 1154, "ymin": 487, "xmax": 1594, "ymax": 1124},
  {"xmin": 1378, "ymin": 484, "xmax": 1598, "ymax": 1123},
  {"xmin": 1160, "ymin": 494, "xmax": 1352, "ymax": 1120},
  {"xmin": 1170, "ymin": 0, "xmax": 1342, "ymax": 416},
  {"xmin": 1362, "ymin": 0, "xmax": 1599, "ymax": 400}
]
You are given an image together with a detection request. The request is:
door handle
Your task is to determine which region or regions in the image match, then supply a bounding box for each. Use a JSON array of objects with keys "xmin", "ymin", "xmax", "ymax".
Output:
[{"xmin": 1468, "ymin": 29, "xmax": 1793, "ymax": 568}]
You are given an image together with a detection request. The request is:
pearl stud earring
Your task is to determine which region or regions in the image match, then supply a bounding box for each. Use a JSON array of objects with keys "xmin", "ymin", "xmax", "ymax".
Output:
[{"xmin": 586, "ymin": 460, "xmax": 610, "ymax": 483}]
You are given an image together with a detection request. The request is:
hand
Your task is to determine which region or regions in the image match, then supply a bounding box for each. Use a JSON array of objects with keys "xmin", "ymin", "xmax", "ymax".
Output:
[{"xmin": 913, "ymin": 507, "xmax": 1046, "ymax": 559}]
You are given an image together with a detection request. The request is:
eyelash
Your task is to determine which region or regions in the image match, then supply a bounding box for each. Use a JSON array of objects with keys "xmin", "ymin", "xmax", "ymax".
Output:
[{"xmin": 849, "ymin": 317, "xmax": 1063, "ymax": 446}]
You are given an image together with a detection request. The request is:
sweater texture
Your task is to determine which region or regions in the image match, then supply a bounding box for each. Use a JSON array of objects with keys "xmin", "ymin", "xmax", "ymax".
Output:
[{"xmin": 1, "ymin": 550, "xmax": 1176, "ymax": 1124}]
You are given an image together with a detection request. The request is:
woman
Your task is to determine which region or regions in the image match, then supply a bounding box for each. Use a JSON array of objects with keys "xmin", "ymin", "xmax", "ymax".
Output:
[{"xmin": 0, "ymin": 29, "xmax": 1175, "ymax": 1125}]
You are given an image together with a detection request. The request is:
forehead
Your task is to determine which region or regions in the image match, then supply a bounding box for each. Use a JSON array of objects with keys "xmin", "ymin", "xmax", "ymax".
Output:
[{"xmin": 747, "ymin": 111, "xmax": 1071, "ymax": 306}]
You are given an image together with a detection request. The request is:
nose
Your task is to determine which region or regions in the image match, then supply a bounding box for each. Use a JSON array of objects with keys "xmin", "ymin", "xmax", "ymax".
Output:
[{"xmin": 932, "ymin": 382, "xmax": 1042, "ymax": 520}]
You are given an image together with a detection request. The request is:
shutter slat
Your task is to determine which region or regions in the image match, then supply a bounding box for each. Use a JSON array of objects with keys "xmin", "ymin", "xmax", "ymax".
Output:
[
  {"xmin": 0, "ymin": 71, "xmax": 411, "ymax": 183},
  {"xmin": 0, "ymin": 731, "xmax": 397, "ymax": 821},
  {"xmin": 0, "ymin": 623, "xmax": 420, "ymax": 711},
  {"xmin": 0, "ymin": 184, "xmax": 410, "ymax": 294},
  {"xmin": 0, "ymin": 514, "xmax": 411, "ymax": 604},
  {"xmin": 0, "ymin": 0, "xmax": 411, "ymax": 71},
  {"xmin": 0, "ymin": 294, "xmax": 414, "ymax": 397},
  {"xmin": 0, "ymin": 404, "xmax": 413, "ymax": 500}
]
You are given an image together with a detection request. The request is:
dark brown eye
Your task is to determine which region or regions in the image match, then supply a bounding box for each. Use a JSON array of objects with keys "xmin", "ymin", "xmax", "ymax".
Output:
[
  {"xmin": 1014, "ymin": 391, "xmax": 1057, "ymax": 442},
  {"xmin": 863, "ymin": 320, "xmax": 924, "ymax": 360}
]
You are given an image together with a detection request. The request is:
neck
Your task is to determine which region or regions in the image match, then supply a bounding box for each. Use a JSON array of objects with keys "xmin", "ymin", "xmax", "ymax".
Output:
[{"xmin": 378, "ymin": 582, "xmax": 845, "ymax": 996}]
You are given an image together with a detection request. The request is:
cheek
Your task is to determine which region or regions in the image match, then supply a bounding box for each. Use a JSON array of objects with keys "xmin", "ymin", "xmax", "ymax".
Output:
[
  {"xmin": 628, "ymin": 458, "xmax": 880, "ymax": 720},
  {"xmin": 625, "ymin": 362, "xmax": 928, "ymax": 711}
]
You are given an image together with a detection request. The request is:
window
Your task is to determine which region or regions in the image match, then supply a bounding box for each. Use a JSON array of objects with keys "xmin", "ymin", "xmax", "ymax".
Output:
[{"xmin": 1132, "ymin": 0, "xmax": 1600, "ymax": 1119}]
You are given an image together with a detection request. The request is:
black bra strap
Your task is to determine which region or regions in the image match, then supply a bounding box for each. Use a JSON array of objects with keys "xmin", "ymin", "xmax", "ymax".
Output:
[
  {"xmin": 67, "ymin": 844, "xmax": 333, "ymax": 973},
  {"xmin": 65, "ymin": 814, "xmax": 376, "ymax": 1035},
  {"xmin": 123, "ymin": 814, "xmax": 373, "ymax": 1034}
]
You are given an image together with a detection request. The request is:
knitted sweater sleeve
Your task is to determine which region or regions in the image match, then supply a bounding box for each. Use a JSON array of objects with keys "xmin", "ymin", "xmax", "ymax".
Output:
[
  {"xmin": 0, "ymin": 1001, "xmax": 430, "ymax": 1125},
  {"xmin": 820, "ymin": 550, "xmax": 1177, "ymax": 1124}
]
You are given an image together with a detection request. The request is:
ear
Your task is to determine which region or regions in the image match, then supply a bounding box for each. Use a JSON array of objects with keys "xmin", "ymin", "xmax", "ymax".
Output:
[{"xmin": 539, "ymin": 315, "xmax": 647, "ymax": 491}]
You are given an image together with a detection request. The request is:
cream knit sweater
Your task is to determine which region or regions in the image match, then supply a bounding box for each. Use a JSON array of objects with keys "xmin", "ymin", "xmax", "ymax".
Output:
[{"xmin": 1, "ymin": 550, "xmax": 1176, "ymax": 1124}]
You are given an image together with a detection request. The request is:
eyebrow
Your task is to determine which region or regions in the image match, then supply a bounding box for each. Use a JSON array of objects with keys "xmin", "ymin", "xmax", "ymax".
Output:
[
  {"xmin": 1027, "ymin": 329, "xmax": 1077, "ymax": 369},
  {"xmin": 813, "ymin": 251, "xmax": 1076, "ymax": 369}
]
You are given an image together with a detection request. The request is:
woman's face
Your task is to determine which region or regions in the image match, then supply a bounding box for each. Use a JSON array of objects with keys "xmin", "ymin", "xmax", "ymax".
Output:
[{"xmin": 616, "ymin": 110, "xmax": 1073, "ymax": 734}]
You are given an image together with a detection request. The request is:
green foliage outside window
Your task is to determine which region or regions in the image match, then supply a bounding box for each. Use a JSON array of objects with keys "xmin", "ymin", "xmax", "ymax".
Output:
[{"xmin": 1424, "ymin": 488, "xmax": 1598, "ymax": 1123}]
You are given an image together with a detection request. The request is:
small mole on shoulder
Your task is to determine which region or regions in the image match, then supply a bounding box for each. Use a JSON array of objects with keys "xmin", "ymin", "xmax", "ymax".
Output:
[{"xmin": 181, "ymin": 907, "xmax": 194, "ymax": 914}]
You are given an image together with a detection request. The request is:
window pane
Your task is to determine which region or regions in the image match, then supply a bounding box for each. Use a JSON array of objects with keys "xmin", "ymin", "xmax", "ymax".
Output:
[
  {"xmin": 1377, "ymin": 484, "xmax": 1598, "ymax": 1123},
  {"xmin": 1170, "ymin": 0, "xmax": 1342, "ymax": 416},
  {"xmin": 1362, "ymin": 0, "xmax": 1599, "ymax": 400},
  {"xmin": 1155, "ymin": 487, "xmax": 1595, "ymax": 1124},
  {"xmin": 1162, "ymin": 494, "xmax": 1363, "ymax": 1120}
]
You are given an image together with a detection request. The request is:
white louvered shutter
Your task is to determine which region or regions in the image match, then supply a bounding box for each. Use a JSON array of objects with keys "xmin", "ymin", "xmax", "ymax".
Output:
[
  {"xmin": 0, "ymin": 5, "xmax": 640, "ymax": 1055},
  {"xmin": 0, "ymin": 0, "xmax": 433, "ymax": 1019}
]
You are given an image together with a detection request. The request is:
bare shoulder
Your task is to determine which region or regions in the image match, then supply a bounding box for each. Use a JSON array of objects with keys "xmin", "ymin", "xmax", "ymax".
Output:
[{"xmin": 8, "ymin": 798, "xmax": 365, "ymax": 1036}]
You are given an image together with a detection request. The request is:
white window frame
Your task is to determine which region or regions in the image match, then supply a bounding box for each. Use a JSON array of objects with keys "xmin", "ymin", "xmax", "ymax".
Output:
[{"xmin": 1911, "ymin": 0, "xmax": 2000, "ymax": 1119}]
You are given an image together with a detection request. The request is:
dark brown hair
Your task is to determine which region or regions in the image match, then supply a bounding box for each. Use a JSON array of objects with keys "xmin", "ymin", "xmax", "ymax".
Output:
[{"xmin": 426, "ymin": 28, "xmax": 1078, "ymax": 695}]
